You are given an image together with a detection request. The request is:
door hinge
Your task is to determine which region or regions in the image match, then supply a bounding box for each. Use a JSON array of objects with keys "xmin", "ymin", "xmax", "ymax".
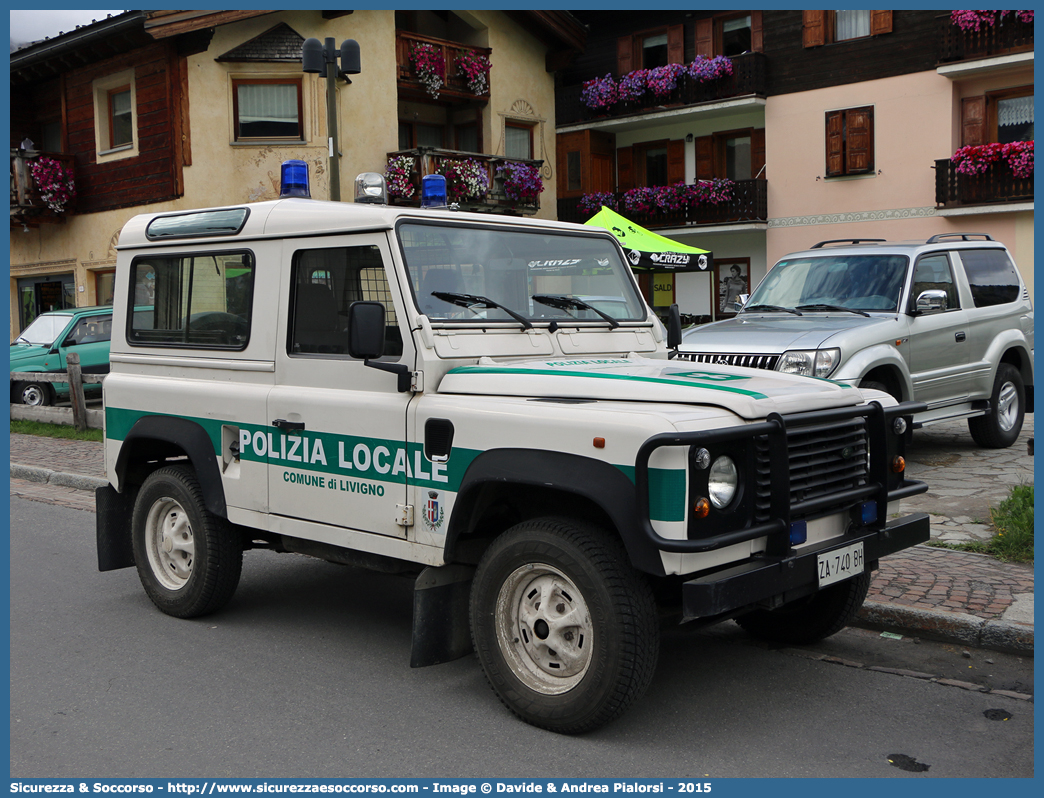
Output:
[
  {"xmin": 397, "ymin": 504, "xmax": 415, "ymax": 527},
  {"xmin": 412, "ymin": 370, "xmax": 424, "ymax": 392}
]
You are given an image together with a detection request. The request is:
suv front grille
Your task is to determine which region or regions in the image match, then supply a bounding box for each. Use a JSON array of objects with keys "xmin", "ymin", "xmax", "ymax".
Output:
[
  {"xmin": 675, "ymin": 352, "xmax": 779, "ymax": 370},
  {"xmin": 754, "ymin": 417, "xmax": 869, "ymax": 523}
]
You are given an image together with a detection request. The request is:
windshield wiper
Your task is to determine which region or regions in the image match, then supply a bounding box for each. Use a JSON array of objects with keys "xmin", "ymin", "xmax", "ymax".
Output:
[
  {"xmin": 796, "ymin": 303, "xmax": 870, "ymax": 318},
  {"xmin": 532, "ymin": 295, "xmax": 621, "ymax": 328},
  {"xmin": 743, "ymin": 304, "xmax": 803, "ymax": 316},
  {"xmin": 431, "ymin": 291, "xmax": 533, "ymax": 330}
]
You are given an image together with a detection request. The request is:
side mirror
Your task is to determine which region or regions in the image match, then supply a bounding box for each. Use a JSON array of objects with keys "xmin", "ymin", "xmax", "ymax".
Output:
[
  {"xmin": 348, "ymin": 301, "xmax": 412, "ymax": 392},
  {"xmin": 914, "ymin": 289, "xmax": 948, "ymax": 315},
  {"xmin": 667, "ymin": 303, "xmax": 682, "ymax": 351},
  {"xmin": 347, "ymin": 301, "xmax": 386, "ymax": 360}
]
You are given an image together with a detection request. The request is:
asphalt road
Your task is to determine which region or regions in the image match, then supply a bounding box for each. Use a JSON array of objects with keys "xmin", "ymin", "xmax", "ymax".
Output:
[{"xmin": 9, "ymin": 498, "xmax": 1033, "ymax": 779}]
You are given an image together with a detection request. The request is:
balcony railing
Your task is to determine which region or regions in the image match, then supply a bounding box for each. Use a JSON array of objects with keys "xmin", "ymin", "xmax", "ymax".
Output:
[
  {"xmin": 557, "ymin": 179, "xmax": 767, "ymax": 228},
  {"xmin": 938, "ymin": 15, "xmax": 1034, "ymax": 63},
  {"xmin": 395, "ymin": 31, "xmax": 491, "ymax": 103},
  {"xmin": 934, "ymin": 158, "xmax": 1033, "ymax": 208},
  {"xmin": 10, "ymin": 150, "xmax": 75, "ymax": 226},
  {"xmin": 556, "ymin": 52, "xmax": 767, "ymax": 127},
  {"xmin": 387, "ymin": 147, "xmax": 543, "ymax": 215}
]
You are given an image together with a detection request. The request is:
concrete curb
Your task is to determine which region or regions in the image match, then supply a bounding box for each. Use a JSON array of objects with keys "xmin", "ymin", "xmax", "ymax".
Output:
[
  {"xmin": 856, "ymin": 600, "xmax": 1034, "ymax": 655},
  {"xmin": 11, "ymin": 464, "xmax": 107, "ymax": 492}
]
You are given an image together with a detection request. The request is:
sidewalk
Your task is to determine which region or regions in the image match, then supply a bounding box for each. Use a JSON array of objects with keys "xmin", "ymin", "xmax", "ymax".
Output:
[{"xmin": 9, "ymin": 416, "xmax": 1035, "ymax": 654}]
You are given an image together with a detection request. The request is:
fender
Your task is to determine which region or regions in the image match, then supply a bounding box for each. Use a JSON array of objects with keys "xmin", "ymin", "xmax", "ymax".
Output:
[
  {"xmin": 981, "ymin": 330, "xmax": 1034, "ymax": 385},
  {"xmin": 114, "ymin": 415, "xmax": 227, "ymax": 518},
  {"xmin": 833, "ymin": 342, "xmax": 913, "ymax": 399},
  {"xmin": 446, "ymin": 448, "xmax": 664, "ymax": 575}
]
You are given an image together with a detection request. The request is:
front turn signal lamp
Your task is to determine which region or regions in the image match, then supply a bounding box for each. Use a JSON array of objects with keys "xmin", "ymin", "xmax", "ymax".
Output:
[{"xmin": 692, "ymin": 497, "xmax": 710, "ymax": 519}]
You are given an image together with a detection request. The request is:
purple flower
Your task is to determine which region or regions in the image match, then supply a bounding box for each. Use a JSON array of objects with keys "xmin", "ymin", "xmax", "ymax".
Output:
[
  {"xmin": 437, "ymin": 157, "xmax": 490, "ymax": 201},
  {"xmin": 618, "ymin": 69, "xmax": 649, "ymax": 102},
  {"xmin": 951, "ymin": 10, "xmax": 1034, "ymax": 31},
  {"xmin": 385, "ymin": 155, "xmax": 416, "ymax": 199},
  {"xmin": 497, "ymin": 162, "xmax": 544, "ymax": 203},
  {"xmin": 581, "ymin": 74, "xmax": 619, "ymax": 110},
  {"xmin": 688, "ymin": 55, "xmax": 733, "ymax": 83},
  {"xmin": 647, "ymin": 64, "xmax": 686, "ymax": 99},
  {"xmin": 579, "ymin": 192, "xmax": 617, "ymax": 214}
]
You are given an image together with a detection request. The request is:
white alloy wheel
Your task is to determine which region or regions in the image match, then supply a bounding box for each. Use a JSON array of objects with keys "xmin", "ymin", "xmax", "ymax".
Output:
[
  {"xmin": 144, "ymin": 496, "xmax": 195, "ymax": 591},
  {"xmin": 20, "ymin": 383, "xmax": 49, "ymax": 406},
  {"xmin": 495, "ymin": 563, "xmax": 594, "ymax": 694}
]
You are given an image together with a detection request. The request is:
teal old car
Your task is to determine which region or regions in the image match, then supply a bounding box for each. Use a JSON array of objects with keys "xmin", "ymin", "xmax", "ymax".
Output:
[{"xmin": 10, "ymin": 306, "xmax": 114, "ymax": 406}]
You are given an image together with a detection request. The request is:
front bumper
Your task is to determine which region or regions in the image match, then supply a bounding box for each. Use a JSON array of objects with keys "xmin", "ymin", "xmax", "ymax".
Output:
[{"xmin": 680, "ymin": 512, "xmax": 929, "ymax": 621}]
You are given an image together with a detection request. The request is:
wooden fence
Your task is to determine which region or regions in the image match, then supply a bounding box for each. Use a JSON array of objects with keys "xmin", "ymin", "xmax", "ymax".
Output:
[{"xmin": 10, "ymin": 353, "xmax": 104, "ymax": 430}]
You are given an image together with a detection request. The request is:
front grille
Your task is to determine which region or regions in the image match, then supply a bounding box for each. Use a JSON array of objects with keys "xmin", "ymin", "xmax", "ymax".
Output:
[
  {"xmin": 675, "ymin": 351, "xmax": 779, "ymax": 370},
  {"xmin": 754, "ymin": 417, "xmax": 869, "ymax": 523}
]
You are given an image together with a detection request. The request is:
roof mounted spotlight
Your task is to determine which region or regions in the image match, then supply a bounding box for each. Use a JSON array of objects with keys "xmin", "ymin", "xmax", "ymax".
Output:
[{"xmin": 355, "ymin": 172, "xmax": 388, "ymax": 204}]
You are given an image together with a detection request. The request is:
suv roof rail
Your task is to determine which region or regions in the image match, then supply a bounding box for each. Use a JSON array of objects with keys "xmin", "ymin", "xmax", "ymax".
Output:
[
  {"xmin": 925, "ymin": 232, "xmax": 995, "ymax": 244},
  {"xmin": 809, "ymin": 238, "xmax": 886, "ymax": 249}
]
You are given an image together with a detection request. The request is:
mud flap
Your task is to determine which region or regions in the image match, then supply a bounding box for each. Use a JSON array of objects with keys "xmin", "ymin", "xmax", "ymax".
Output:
[
  {"xmin": 410, "ymin": 564, "xmax": 475, "ymax": 668},
  {"xmin": 96, "ymin": 484, "xmax": 136, "ymax": 571}
]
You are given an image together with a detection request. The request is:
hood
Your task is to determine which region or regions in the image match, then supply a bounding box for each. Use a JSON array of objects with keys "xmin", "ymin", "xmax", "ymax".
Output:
[
  {"xmin": 437, "ymin": 355, "xmax": 864, "ymax": 420},
  {"xmin": 679, "ymin": 314, "xmax": 894, "ymax": 354},
  {"xmin": 9, "ymin": 342, "xmax": 55, "ymax": 365}
]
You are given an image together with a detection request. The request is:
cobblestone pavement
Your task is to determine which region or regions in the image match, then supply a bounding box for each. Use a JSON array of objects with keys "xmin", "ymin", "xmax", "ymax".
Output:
[{"xmin": 9, "ymin": 414, "xmax": 1035, "ymax": 648}]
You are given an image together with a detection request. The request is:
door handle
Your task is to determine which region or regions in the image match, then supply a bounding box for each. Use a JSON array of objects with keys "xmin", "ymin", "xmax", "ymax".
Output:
[
  {"xmin": 272, "ymin": 419, "xmax": 305, "ymax": 431},
  {"xmin": 955, "ymin": 332, "xmax": 966, "ymax": 343}
]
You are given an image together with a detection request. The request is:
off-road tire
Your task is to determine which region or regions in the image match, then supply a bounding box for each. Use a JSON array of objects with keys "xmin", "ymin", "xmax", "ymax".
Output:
[
  {"xmin": 736, "ymin": 572, "xmax": 871, "ymax": 645},
  {"xmin": 470, "ymin": 517, "xmax": 659, "ymax": 734},
  {"xmin": 131, "ymin": 464, "xmax": 242, "ymax": 618},
  {"xmin": 968, "ymin": 363, "xmax": 1025, "ymax": 449}
]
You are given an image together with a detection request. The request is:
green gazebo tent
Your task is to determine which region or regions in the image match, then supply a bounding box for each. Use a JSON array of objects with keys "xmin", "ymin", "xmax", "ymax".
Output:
[{"xmin": 584, "ymin": 206, "xmax": 712, "ymax": 273}]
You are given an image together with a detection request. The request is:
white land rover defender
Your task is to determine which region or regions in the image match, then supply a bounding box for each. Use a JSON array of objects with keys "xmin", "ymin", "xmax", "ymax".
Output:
[{"xmin": 97, "ymin": 166, "xmax": 929, "ymax": 734}]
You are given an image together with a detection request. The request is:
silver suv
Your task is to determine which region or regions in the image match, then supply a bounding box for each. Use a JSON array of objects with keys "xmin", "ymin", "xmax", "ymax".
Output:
[{"xmin": 678, "ymin": 234, "xmax": 1034, "ymax": 448}]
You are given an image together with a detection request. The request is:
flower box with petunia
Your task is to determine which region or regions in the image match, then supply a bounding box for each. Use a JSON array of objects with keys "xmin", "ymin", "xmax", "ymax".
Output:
[
  {"xmin": 455, "ymin": 50, "xmax": 491, "ymax": 96},
  {"xmin": 385, "ymin": 155, "xmax": 417, "ymax": 200},
  {"xmin": 410, "ymin": 42, "xmax": 446, "ymax": 99},
  {"xmin": 951, "ymin": 141, "xmax": 1034, "ymax": 179},
  {"xmin": 437, "ymin": 158, "xmax": 491, "ymax": 202},
  {"xmin": 580, "ymin": 55, "xmax": 734, "ymax": 112},
  {"xmin": 496, "ymin": 162, "xmax": 544, "ymax": 204},
  {"xmin": 28, "ymin": 156, "xmax": 76, "ymax": 213}
]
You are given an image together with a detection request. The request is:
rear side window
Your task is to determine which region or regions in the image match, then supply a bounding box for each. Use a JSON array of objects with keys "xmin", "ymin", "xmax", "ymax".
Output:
[
  {"xmin": 960, "ymin": 249, "xmax": 1021, "ymax": 307},
  {"xmin": 288, "ymin": 245, "xmax": 402, "ymax": 360},
  {"xmin": 66, "ymin": 314, "xmax": 113, "ymax": 344},
  {"xmin": 128, "ymin": 251, "xmax": 254, "ymax": 348}
]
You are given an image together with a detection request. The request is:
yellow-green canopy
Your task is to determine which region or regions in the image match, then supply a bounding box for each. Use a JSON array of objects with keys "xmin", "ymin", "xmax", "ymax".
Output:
[{"xmin": 584, "ymin": 206, "xmax": 712, "ymax": 272}]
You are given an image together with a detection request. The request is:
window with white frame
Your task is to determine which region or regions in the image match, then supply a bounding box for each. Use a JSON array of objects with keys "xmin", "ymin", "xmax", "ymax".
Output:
[{"xmin": 92, "ymin": 69, "xmax": 137, "ymax": 160}]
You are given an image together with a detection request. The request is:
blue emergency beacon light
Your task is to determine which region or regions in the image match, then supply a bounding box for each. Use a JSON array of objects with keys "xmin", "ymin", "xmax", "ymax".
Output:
[
  {"xmin": 279, "ymin": 160, "xmax": 310, "ymax": 198},
  {"xmin": 420, "ymin": 174, "xmax": 447, "ymax": 208}
]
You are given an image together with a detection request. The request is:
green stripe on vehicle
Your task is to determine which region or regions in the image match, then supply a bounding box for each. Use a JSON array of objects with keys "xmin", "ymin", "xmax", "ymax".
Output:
[{"xmin": 448, "ymin": 366, "xmax": 767, "ymax": 399}]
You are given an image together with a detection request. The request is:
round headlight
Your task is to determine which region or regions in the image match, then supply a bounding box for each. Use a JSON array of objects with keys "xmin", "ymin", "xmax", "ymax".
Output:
[{"xmin": 708, "ymin": 455, "xmax": 739, "ymax": 509}]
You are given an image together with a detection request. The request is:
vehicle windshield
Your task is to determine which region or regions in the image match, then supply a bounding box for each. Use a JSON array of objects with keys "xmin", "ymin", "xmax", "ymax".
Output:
[
  {"xmin": 15, "ymin": 313, "xmax": 72, "ymax": 346},
  {"xmin": 398, "ymin": 223, "xmax": 647, "ymax": 325},
  {"xmin": 744, "ymin": 254, "xmax": 909, "ymax": 313}
]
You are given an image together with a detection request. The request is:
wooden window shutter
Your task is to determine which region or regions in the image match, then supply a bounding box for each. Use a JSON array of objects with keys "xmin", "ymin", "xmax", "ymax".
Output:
[
  {"xmin": 751, "ymin": 128, "xmax": 766, "ymax": 179},
  {"xmin": 803, "ymin": 10, "xmax": 826, "ymax": 48},
  {"xmin": 667, "ymin": 24, "xmax": 684, "ymax": 64},
  {"xmin": 751, "ymin": 11, "xmax": 764, "ymax": 52},
  {"xmin": 617, "ymin": 35, "xmax": 634, "ymax": 77},
  {"xmin": 870, "ymin": 10, "xmax": 893, "ymax": 36},
  {"xmin": 961, "ymin": 96, "xmax": 987, "ymax": 146},
  {"xmin": 667, "ymin": 139, "xmax": 686, "ymax": 184},
  {"xmin": 825, "ymin": 111, "xmax": 844, "ymax": 176},
  {"xmin": 845, "ymin": 107, "xmax": 874, "ymax": 174},
  {"xmin": 617, "ymin": 146, "xmax": 634, "ymax": 191},
  {"xmin": 695, "ymin": 18, "xmax": 714, "ymax": 57},
  {"xmin": 694, "ymin": 135, "xmax": 714, "ymax": 180}
]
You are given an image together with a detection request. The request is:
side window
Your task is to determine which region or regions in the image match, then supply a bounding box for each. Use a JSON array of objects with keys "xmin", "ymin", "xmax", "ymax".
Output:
[
  {"xmin": 128, "ymin": 252, "xmax": 254, "ymax": 349},
  {"xmin": 911, "ymin": 254, "xmax": 959, "ymax": 311},
  {"xmin": 960, "ymin": 250, "xmax": 1021, "ymax": 307},
  {"xmin": 288, "ymin": 246, "xmax": 402, "ymax": 360},
  {"xmin": 232, "ymin": 78, "xmax": 303, "ymax": 142},
  {"xmin": 67, "ymin": 315, "xmax": 113, "ymax": 345}
]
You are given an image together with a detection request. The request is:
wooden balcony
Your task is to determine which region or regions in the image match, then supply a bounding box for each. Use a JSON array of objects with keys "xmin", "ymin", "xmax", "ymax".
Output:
[
  {"xmin": 938, "ymin": 14, "xmax": 1034, "ymax": 63},
  {"xmin": 10, "ymin": 151, "xmax": 75, "ymax": 227},
  {"xmin": 387, "ymin": 147, "xmax": 543, "ymax": 215},
  {"xmin": 935, "ymin": 158, "xmax": 1033, "ymax": 208},
  {"xmin": 396, "ymin": 31, "xmax": 491, "ymax": 104},
  {"xmin": 557, "ymin": 179, "xmax": 767, "ymax": 228},
  {"xmin": 556, "ymin": 52, "xmax": 767, "ymax": 127}
]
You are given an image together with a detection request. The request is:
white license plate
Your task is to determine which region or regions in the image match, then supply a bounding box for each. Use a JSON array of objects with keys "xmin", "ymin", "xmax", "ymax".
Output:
[{"xmin": 817, "ymin": 542, "xmax": 865, "ymax": 588}]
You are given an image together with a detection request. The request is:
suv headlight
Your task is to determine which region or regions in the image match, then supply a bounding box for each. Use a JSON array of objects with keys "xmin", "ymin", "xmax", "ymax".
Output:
[{"xmin": 777, "ymin": 348, "xmax": 840, "ymax": 378}]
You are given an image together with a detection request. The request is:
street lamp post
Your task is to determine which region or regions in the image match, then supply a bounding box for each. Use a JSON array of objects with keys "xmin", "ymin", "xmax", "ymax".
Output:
[{"xmin": 302, "ymin": 37, "xmax": 361, "ymax": 202}]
